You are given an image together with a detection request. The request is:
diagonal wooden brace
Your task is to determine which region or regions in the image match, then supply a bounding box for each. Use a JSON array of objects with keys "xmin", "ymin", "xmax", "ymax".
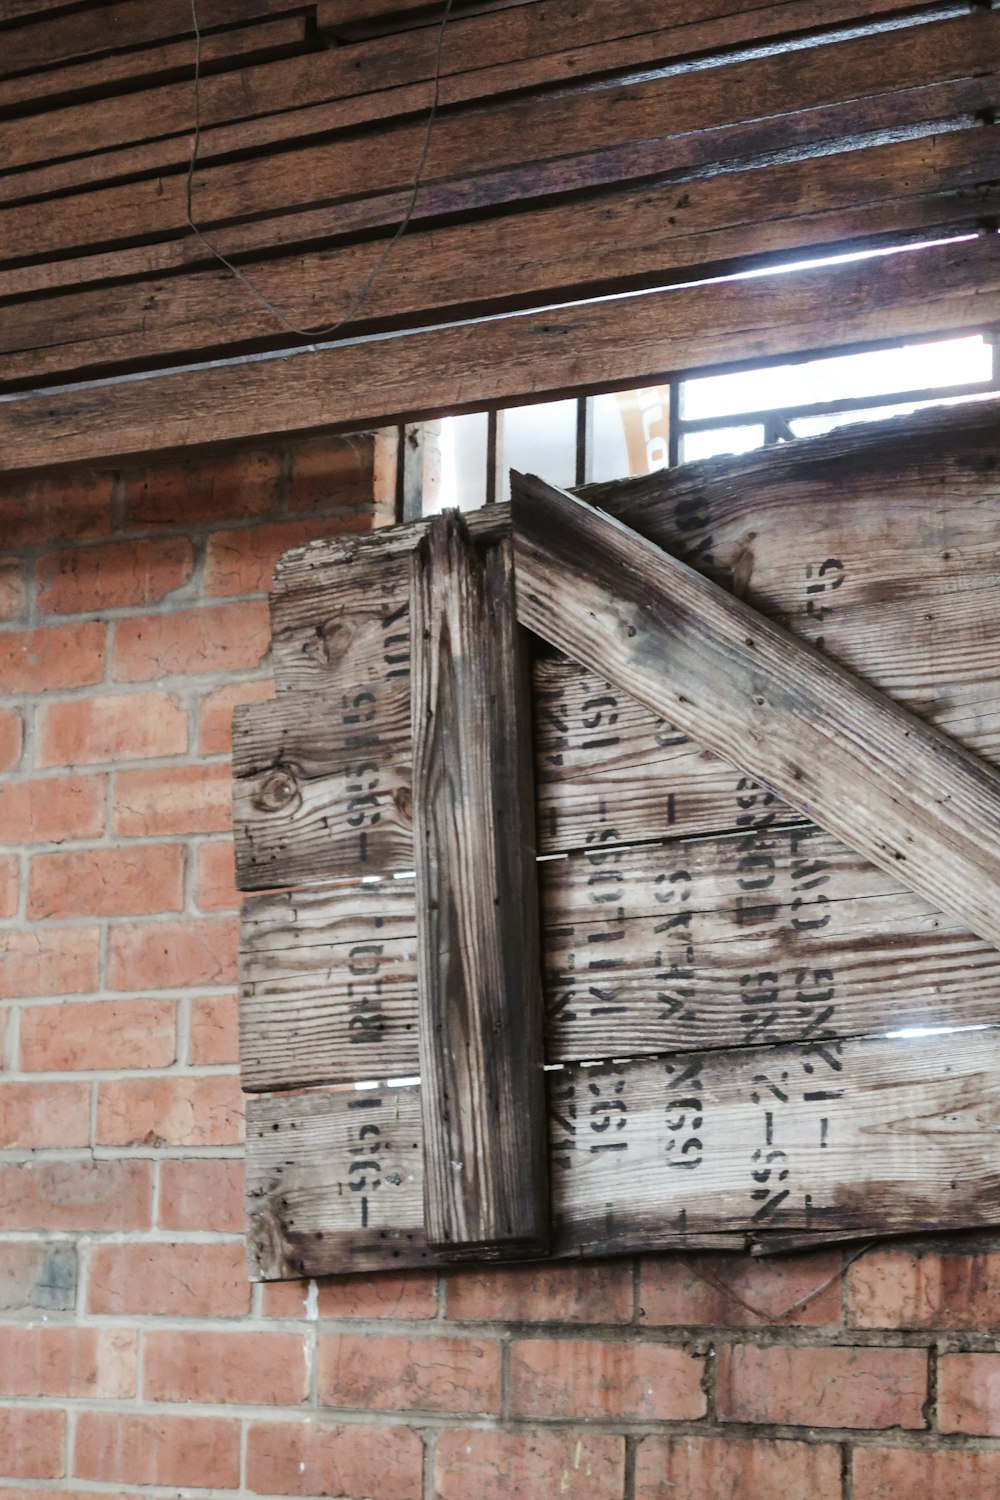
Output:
[{"xmin": 511, "ymin": 470, "xmax": 1000, "ymax": 954}]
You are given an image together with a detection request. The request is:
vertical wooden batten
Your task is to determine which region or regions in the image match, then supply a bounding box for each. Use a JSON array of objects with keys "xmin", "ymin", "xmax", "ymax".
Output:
[{"xmin": 409, "ymin": 510, "xmax": 549, "ymax": 1258}]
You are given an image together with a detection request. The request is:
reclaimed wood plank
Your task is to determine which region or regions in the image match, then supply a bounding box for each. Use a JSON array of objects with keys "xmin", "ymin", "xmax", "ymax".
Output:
[
  {"xmin": 245, "ymin": 1027, "xmax": 1000, "ymax": 1275},
  {"xmin": 409, "ymin": 511, "xmax": 548, "ymax": 1256},
  {"xmin": 511, "ymin": 470, "xmax": 1000, "ymax": 953},
  {"xmin": 1, "ymin": 12, "xmax": 991, "ymax": 264},
  {"xmin": 239, "ymin": 826, "xmax": 1000, "ymax": 1089},
  {"xmin": 2, "ymin": 236, "xmax": 995, "ymax": 472},
  {"xmin": 0, "ymin": 0, "xmax": 931, "ymax": 177},
  {"xmin": 232, "ymin": 678, "xmax": 413, "ymax": 889},
  {"xmin": 0, "ymin": 15, "xmax": 311, "ymax": 115},
  {"xmin": 0, "ymin": 0, "xmax": 309, "ymax": 79},
  {"xmin": 5, "ymin": 128, "xmax": 997, "ymax": 388},
  {"xmin": 3, "ymin": 72, "xmax": 988, "ymax": 305}
]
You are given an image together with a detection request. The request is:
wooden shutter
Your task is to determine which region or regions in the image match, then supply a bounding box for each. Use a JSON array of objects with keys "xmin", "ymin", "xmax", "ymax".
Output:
[{"xmin": 236, "ymin": 397, "xmax": 1000, "ymax": 1279}]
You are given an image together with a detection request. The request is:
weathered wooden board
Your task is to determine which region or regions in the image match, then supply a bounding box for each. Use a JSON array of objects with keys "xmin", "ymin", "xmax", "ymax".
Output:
[
  {"xmin": 246, "ymin": 1027, "xmax": 1000, "ymax": 1276},
  {"xmin": 239, "ymin": 825, "xmax": 1000, "ymax": 1090},
  {"xmin": 410, "ymin": 514, "xmax": 548, "ymax": 1256},
  {"xmin": 233, "ymin": 403, "xmax": 1000, "ymax": 886},
  {"xmin": 0, "ymin": 15, "xmax": 311, "ymax": 116},
  {"xmin": 2, "ymin": 12, "xmax": 992, "ymax": 266},
  {"xmin": 8, "ymin": 228, "xmax": 986, "ymax": 476},
  {"xmin": 512, "ymin": 470, "xmax": 1000, "ymax": 952},
  {"xmin": 271, "ymin": 400, "xmax": 1000, "ymax": 696},
  {"xmin": 0, "ymin": 0, "xmax": 308, "ymax": 78},
  {"xmin": 6, "ymin": 128, "xmax": 998, "ymax": 388},
  {"xmin": 233, "ymin": 679, "xmax": 414, "ymax": 889},
  {"xmin": 5, "ymin": 71, "xmax": 988, "ymax": 310}
]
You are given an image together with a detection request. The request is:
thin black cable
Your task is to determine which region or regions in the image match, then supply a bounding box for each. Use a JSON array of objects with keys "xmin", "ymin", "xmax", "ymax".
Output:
[{"xmin": 184, "ymin": 0, "xmax": 455, "ymax": 340}]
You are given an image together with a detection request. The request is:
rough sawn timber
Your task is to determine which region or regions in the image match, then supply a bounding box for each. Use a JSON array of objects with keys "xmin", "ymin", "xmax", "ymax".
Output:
[
  {"xmin": 409, "ymin": 512, "xmax": 548, "ymax": 1257},
  {"xmin": 245, "ymin": 1026, "xmax": 1000, "ymax": 1277},
  {"xmin": 238, "ymin": 826, "xmax": 1000, "ymax": 1090},
  {"xmin": 511, "ymin": 471, "xmax": 1000, "ymax": 954}
]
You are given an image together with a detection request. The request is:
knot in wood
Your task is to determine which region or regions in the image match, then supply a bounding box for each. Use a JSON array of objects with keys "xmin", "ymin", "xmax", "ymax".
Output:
[{"xmin": 255, "ymin": 769, "xmax": 299, "ymax": 812}]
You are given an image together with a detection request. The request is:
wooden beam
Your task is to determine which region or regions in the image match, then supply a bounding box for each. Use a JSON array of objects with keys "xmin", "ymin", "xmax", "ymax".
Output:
[
  {"xmin": 511, "ymin": 471, "xmax": 1000, "ymax": 953},
  {"xmin": 245, "ymin": 1026, "xmax": 1000, "ymax": 1276},
  {"xmin": 2, "ymin": 236, "xmax": 996, "ymax": 473},
  {"xmin": 409, "ymin": 512, "xmax": 548, "ymax": 1257}
]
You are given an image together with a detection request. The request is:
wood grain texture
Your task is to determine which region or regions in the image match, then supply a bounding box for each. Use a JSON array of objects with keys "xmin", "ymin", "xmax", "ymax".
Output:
[
  {"xmin": 2, "ymin": 12, "xmax": 992, "ymax": 265},
  {"xmin": 0, "ymin": 0, "xmax": 943, "ymax": 181},
  {"xmin": 245, "ymin": 1027, "xmax": 1000, "ymax": 1276},
  {"xmin": 254, "ymin": 401, "xmax": 1000, "ymax": 875},
  {"xmin": 5, "ymin": 128, "xmax": 997, "ymax": 389},
  {"xmin": 3, "ymin": 236, "xmax": 996, "ymax": 473},
  {"xmin": 511, "ymin": 470, "xmax": 1000, "ymax": 953},
  {"xmin": 0, "ymin": 15, "xmax": 311, "ymax": 115},
  {"xmin": 232, "ymin": 679, "xmax": 414, "ymax": 889},
  {"xmin": 239, "ymin": 824, "xmax": 1000, "ymax": 1090},
  {"xmin": 410, "ymin": 512, "xmax": 548, "ymax": 1256}
]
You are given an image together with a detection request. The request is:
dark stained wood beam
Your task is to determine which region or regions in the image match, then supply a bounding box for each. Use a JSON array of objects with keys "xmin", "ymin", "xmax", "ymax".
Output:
[
  {"xmin": 409, "ymin": 511, "xmax": 548, "ymax": 1258},
  {"xmin": 1, "ymin": 236, "xmax": 996, "ymax": 473},
  {"xmin": 511, "ymin": 471, "xmax": 1000, "ymax": 953}
]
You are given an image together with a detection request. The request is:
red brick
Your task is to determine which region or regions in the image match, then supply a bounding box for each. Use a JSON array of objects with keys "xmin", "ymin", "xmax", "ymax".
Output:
[
  {"xmin": 205, "ymin": 517, "xmax": 365, "ymax": 597},
  {"xmin": 263, "ymin": 1270, "xmax": 438, "ymax": 1321},
  {"xmin": 87, "ymin": 1241, "xmax": 250, "ymax": 1317},
  {"xmin": 28, "ymin": 843, "xmax": 183, "ymax": 919},
  {"xmin": 640, "ymin": 1249, "xmax": 844, "ymax": 1327},
  {"xmin": 198, "ymin": 676, "xmax": 274, "ymax": 753},
  {"xmin": 435, "ymin": 1429, "xmax": 625, "ymax": 1500},
  {"xmin": 188, "ymin": 992, "xmax": 240, "ymax": 1065},
  {"xmin": 0, "ymin": 1407, "xmax": 66, "ymax": 1480},
  {"xmin": 511, "ymin": 1337, "xmax": 705, "ymax": 1420},
  {"xmin": 0, "ymin": 1081, "xmax": 90, "ymax": 1148},
  {"xmin": 158, "ymin": 1156, "xmax": 244, "ymax": 1232},
  {"xmin": 74, "ymin": 1411, "xmax": 239, "ymax": 1489},
  {"xmin": 113, "ymin": 600, "xmax": 269, "ymax": 681},
  {"xmin": 0, "ymin": 555, "xmax": 27, "ymax": 621},
  {"xmin": 849, "ymin": 1246, "xmax": 1000, "ymax": 1330},
  {"xmin": 636, "ymin": 1435, "xmax": 842, "ymax": 1500},
  {"xmin": 0, "ymin": 1327, "xmax": 136, "ymax": 1399},
  {"xmin": 447, "ymin": 1259, "xmax": 633, "ymax": 1323},
  {"xmin": 246, "ymin": 1419, "xmax": 422, "ymax": 1500},
  {"xmin": 0, "ymin": 469, "xmax": 111, "ymax": 546},
  {"xmin": 0, "ymin": 621, "xmax": 105, "ymax": 693},
  {"xmin": 0, "ymin": 774, "xmax": 105, "ymax": 841},
  {"xmin": 318, "ymin": 1333, "xmax": 500, "ymax": 1414},
  {"xmin": 287, "ymin": 435, "xmax": 373, "ymax": 513},
  {"xmin": 0, "ymin": 705, "xmax": 22, "ymax": 769},
  {"xmin": 145, "ymin": 1329, "xmax": 307, "ymax": 1405},
  {"xmin": 106, "ymin": 914, "xmax": 239, "ymax": 990},
  {"xmin": 715, "ymin": 1343, "xmax": 927, "ymax": 1429},
  {"xmin": 96, "ymin": 1073, "xmax": 244, "ymax": 1147},
  {"xmin": 0, "ymin": 1241, "xmax": 76, "ymax": 1313},
  {"xmin": 38, "ymin": 537, "xmax": 193, "ymax": 614},
  {"xmin": 195, "ymin": 838, "xmax": 239, "ymax": 910},
  {"xmin": 0, "ymin": 852, "xmax": 18, "ymax": 917},
  {"xmin": 939, "ymin": 1352, "xmax": 1000, "ymax": 1435},
  {"xmin": 854, "ymin": 1448, "xmax": 1000, "ymax": 1500},
  {"xmin": 37, "ymin": 690, "xmax": 187, "ymax": 766},
  {"xmin": 0, "ymin": 925, "xmax": 100, "ymax": 998},
  {"xmin": 115, "ymin": 762, "xmax": 231, "ymax": 835},
  {"xmin": 125, "ymin": 449, "xmax": 281, "ymax": 527},
  {"xmin": 0, "ymin": 1159, "xmax": 151, "ymax": 1231},
  {"xmin": 20, "ymin": 998, "xmax": 176, "ymax": 1072}
]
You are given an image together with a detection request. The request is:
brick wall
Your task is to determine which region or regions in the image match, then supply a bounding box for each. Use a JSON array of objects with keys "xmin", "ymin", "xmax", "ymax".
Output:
[{"xmin": 2, "ymin": 435, "xmax": 1000, "ymax": 1500}]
